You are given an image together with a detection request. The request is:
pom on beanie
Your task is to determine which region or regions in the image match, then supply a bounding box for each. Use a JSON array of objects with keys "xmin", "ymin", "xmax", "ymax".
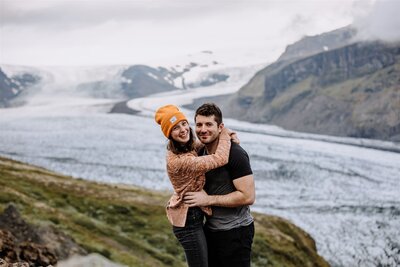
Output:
[{"xmin": 155, "ymin": 105, "xmax": 188, "ymax": 138}]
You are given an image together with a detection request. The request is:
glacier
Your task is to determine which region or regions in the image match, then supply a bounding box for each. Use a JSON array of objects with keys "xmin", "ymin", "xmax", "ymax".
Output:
[{"xmin": 0, "ymin": 63, "xmax": 399, "ymax": 267}]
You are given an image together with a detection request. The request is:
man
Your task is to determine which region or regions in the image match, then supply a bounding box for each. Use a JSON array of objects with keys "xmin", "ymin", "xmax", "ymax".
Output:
[{"xmin": 184, "ymin": 103, "xmax": 255, "ymax": 267}]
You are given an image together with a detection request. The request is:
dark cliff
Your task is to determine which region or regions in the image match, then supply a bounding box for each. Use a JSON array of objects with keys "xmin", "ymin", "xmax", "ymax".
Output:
[
  {"xmin": 221, "ymin": 40, "xmax": 400, "ymax": 141},
  {"xmin": 277, "ymin": 26, "xmax": 356, "ymax": 62}
]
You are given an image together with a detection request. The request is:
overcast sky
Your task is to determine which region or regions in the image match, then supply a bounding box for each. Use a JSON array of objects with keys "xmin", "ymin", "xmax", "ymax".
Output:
[{"xmin": 0, "ymin": 0, "xmax": 398, "ymax": 66}]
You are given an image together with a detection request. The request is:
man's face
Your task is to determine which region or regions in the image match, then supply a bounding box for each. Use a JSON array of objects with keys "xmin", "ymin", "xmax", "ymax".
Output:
[{"xmin": 195, "ymin": 115, "xmax": 223, "ymax": 144}]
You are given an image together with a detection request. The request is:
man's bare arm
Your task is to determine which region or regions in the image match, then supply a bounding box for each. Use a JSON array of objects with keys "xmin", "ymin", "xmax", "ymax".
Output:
[{"xmin": 183, "ymin": 174, "xmax": 255, "ymax": 207}]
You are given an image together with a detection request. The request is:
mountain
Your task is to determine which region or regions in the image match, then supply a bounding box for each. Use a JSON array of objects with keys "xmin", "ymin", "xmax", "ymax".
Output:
[
  {"xmin": 0, "ymin": 156, "xmax": 330, "ymax": 267},
  {"xmin": 277, "ymin": 26, "xmax": 357, "ymax": 62},
  {"xmin": 209, "ymin": 28, "xmax": 400, "ymax": 141},
  {"xmin": 121, "ymin": 65, "xmax": 179, "ymax": 97},
  {"xmin": 77, "ymin": 53, "xmax": 230, "ymax": 101},
  {"xmin": 0, "ymin": 67, "xmax": 41, "ymax": 107},
  {"xmin": 75, "ymin": 65, "xmax": 180, "ymax": 99},
  {"xmin": 0, "ymin": 51, "xmax": 231, "ymax": 110},
  {"xmin": 0, "ymin": 68, "xmax": 19, "ymax": 107}
]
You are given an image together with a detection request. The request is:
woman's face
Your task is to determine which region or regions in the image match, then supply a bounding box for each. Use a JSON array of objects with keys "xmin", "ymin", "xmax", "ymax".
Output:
[{"xmin": 170, "ymin": 120, "xmax": 190, "ymax": 144}]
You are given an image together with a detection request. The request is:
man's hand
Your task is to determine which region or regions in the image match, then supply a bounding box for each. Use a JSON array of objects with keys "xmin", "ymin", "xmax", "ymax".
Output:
[
  {"xmin": 184, "ymin": 175, "xmax": 255, "ymax": 208},
  {"xmin": 183, "ymin": 190, "xmax": 210, "ymax": 207}
]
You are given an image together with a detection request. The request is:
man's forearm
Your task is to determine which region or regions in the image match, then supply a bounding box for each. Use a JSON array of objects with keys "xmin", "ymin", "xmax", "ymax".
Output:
[{"xmin": 208, "ymin": 190, "xmax": 255, "ymax": 207}]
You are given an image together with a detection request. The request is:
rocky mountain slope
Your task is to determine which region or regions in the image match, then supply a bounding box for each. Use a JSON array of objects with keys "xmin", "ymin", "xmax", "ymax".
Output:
[
  {"xmin": 75, "ymin": 65, "xmax": 179, "ymax": 100},
  {"xmin": 209, "ymin": 29, "xmax": 400, "ymax": 141},
  {"xmin": 0, "ymin": 156, "xmax": 330, "ymax": 267},
  {"xmin": 0, "ymin": 68, "xmax": 41, "ymax": 107},
  {"xmin": 277, "ymin": 26, "xmax": 356, "ymax": 62}
]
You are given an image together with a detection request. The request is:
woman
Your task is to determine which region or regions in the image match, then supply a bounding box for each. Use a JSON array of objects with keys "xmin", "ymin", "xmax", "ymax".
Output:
[{"xmin": 155, "ymin": 104, "xmax": 234, "ymax": 267}]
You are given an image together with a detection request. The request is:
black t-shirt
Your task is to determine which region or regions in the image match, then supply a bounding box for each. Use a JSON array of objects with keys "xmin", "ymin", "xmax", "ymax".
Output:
[
  {"xmin": 200, "ymin": 142, "xmax": 254, "ymax": 230},
  {"xmin": 201, "ymin": 142, "xmax": 253, "ymax": 195}
]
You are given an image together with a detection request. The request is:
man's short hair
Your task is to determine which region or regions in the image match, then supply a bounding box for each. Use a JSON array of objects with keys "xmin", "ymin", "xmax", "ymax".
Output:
[{"xmin": 195, "ymin": 103, "xmax": 223, "ymax": 125}]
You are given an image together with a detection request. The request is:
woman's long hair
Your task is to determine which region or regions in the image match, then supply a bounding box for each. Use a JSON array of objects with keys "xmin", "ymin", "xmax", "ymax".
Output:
[{"xmin": 167, "ymin": 127, "xmax": 196, "ymax": 154}]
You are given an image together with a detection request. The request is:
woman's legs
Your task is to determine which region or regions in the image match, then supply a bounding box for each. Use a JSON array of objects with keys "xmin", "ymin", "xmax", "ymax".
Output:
[{"xmin": 173, "ymin": 207, "xmax": 208, "ymax": 267}]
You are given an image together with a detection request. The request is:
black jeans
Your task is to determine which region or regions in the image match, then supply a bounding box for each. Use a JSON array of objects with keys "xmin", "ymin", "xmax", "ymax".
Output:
[
  {"xmin": 204, "ymin": 222, "xmax": 255, "ymax": 267},
  {"xmin": 173, "ymin": 207, "xmax": 208, "ymax": 267}
]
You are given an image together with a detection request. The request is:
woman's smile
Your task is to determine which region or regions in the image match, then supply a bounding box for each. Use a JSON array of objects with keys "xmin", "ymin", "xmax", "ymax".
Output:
[{"xmin": 170, "ymin": 120, "xmax": 190, "ymax": 144}]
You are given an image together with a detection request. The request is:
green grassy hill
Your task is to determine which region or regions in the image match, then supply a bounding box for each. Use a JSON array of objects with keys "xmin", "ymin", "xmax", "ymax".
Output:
[{"xmin": 0, "ymin": 156, "xmax": 329, "ymax": 267}]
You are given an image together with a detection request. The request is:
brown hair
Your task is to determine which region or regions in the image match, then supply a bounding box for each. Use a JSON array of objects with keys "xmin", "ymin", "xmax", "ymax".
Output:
[
  {"xmin": 195, "ymin": 103, "xmax": 223, "ymax": 125},
  {"xmin": 167, "ymin": 127, "xmax": 196, "ymax": 154}
]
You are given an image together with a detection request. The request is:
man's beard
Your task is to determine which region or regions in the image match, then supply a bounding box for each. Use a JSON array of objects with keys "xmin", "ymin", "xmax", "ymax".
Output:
[{"xmin": 198, "ymin": 134, "xmax": 218, "ymax": 145}]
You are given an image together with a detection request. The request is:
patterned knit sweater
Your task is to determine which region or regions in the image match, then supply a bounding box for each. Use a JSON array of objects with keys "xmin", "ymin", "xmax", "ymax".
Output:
[{"xmin": 165, "ymin": 128, "xmax": 231, "ymax": 227}]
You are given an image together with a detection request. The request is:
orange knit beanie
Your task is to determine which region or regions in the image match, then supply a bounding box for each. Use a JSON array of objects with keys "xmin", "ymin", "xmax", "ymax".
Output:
[{"xmin": 155, "ymin": 105, "xmax": 188, "ymax": 138}]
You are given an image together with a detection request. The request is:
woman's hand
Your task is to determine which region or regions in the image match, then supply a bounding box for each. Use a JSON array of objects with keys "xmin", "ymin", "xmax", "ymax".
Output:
[
  {"xmin": 222, "ymin": 127, "xmax": 240, "ymax": 144},
  {"xmin": 230, "ymin": 132, "xmax": 240, "ymax": 144}
]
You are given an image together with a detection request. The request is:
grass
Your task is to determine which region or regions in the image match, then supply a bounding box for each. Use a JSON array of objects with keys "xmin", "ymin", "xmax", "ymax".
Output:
[{"xmin": 0, "ymin": 156, "xmax": 330, "ymax": 267}]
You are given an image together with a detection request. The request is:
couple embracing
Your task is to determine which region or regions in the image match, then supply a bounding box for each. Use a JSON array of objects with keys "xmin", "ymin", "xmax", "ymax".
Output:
[{"xmin": 155, "ymin": 103, "xmax": 255, "ymax": 267}]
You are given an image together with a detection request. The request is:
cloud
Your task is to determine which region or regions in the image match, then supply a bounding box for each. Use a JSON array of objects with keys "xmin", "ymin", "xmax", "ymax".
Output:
[
  {"xmin": 354, "ymin": 0, "xmax": 400, "ymax": 42},
  {"xmin": 0, "ymin": 0, "xmax": 356, "ymax": 66},
  {"xmin": 1, "ymin": 0, "xmax": 255, "ymax": 29}
]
